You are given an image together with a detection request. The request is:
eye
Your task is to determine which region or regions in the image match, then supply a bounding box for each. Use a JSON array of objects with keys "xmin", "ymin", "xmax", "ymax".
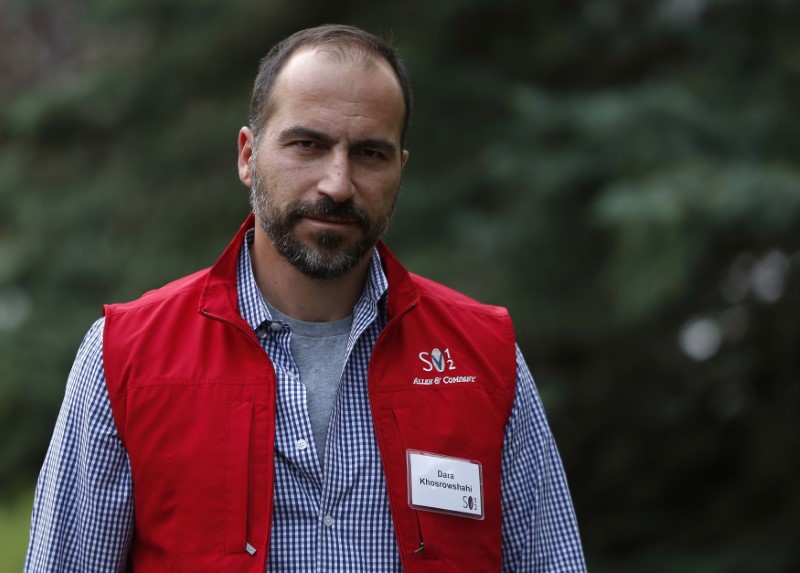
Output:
[
  {"xmin": 360, "ymin": 148, "xmax": 386, "ymax": 160},
  {"xmin": 294, "ymin": 140, "xmax": 318, "ymax": 149}
]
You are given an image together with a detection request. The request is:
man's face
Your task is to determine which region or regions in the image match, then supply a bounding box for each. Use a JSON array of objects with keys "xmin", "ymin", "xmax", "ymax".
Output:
[{"xmin": 246, "ymin": 48, "xmax": 408, "ymax": 280}]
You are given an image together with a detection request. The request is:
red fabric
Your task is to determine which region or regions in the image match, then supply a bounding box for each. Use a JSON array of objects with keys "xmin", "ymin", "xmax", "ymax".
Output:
[{"xmin": 103, "ymin": 214, "xmax": 516, "ymax": 572}]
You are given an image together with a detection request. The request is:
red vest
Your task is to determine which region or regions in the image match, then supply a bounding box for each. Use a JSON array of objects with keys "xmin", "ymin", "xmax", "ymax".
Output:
[{"xmin": 103, "ymin": 215, "xmax": 517, "ymax": 572}]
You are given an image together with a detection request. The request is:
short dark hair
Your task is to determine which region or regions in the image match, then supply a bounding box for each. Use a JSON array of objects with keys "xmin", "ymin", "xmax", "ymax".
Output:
[{"xmin": 249, "ymin": 24, "xmax": 413, "ymax": 146}]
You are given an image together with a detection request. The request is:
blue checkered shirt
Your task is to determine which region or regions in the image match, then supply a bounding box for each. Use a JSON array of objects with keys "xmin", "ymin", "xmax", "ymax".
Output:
[{"xmin": 26, "ymin": 231, "xmax": 586, "ymax": 572}]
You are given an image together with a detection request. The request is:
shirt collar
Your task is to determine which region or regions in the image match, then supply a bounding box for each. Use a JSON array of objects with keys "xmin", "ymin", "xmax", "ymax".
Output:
[{"xmin": 236, "ymin": 228, "xmax": 388, "ymax": 333}]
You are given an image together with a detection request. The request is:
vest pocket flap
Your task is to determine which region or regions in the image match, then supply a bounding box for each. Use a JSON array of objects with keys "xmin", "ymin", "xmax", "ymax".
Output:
[{"xmin": 225, "ymin": 401, "xmax": 254, "ymax": 554}]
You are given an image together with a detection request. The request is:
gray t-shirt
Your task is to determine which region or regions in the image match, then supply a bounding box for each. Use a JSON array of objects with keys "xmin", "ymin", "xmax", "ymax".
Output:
[{"xmin": 265, "ymin": 301, "xmax": 352, "ymax": 470}]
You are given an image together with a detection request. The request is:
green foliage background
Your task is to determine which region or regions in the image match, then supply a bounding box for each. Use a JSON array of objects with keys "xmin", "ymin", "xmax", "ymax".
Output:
[{"xmin": 2, "ymin": 0, "xmax": 799, "ymax": 570}]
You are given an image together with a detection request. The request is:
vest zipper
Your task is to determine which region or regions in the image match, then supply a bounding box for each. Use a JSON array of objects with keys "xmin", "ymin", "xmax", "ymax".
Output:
[
  {"xmin": 412, "ymin": 517, "xmax": 425, "ymax": 554},
  {"xmin": 367, "ymin": 301, "xmax": 422, "ymax": 565},
  {"xmin": 206, "ymin": 310, "xmax": 273, "ymax": 558}
]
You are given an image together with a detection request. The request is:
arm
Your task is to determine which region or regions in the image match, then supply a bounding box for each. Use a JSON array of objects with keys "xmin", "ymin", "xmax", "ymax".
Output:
[
  {"xmin": 25, "ymin": 318, "xmax": 134, "ymax": 573},
  {"xmin": 501, "ymin": 345, "xmax": 586, "ymax": 572}
]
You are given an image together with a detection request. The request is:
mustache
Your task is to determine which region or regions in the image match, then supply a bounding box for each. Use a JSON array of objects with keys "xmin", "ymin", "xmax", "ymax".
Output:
[{"xmin": 289, "ymin": 196, "xmax": 370, "ymax": 227}]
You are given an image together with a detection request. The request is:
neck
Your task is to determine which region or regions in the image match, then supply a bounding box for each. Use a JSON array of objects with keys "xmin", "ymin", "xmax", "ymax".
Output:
[{"xmin": 249, "ymin": 225, "xmax": 371, "ymax": 322}]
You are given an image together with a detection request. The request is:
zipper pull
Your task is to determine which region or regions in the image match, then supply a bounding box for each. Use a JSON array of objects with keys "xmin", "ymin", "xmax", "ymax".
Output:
[{"xmin": 245, "ymin": 543, "xmax": 257, "ymax": 556}]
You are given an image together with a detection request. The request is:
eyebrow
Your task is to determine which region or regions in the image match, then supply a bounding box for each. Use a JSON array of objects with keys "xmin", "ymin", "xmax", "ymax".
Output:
[
  {"xmin": 279, "ymin": 125, "xmax": 334, "ymax": 146},
  {"xmin": 279, "ymin": 125, "xmax": 398, "ymax": 155}
]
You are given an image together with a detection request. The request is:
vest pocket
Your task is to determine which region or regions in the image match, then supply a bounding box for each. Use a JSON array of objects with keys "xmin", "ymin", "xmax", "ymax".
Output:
[{"xmin": 225, "ymin": 401, "xmax": 254, "ymax": 555}]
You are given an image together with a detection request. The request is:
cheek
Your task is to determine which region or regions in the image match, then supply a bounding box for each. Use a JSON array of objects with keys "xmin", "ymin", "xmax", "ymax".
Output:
[
  {"xmin": 370, "ymin": 173, "xmax": 401, "ymax": 209},
  {"xmin": 360, "ymin": 189, "xmax": 399, "ymax": 225},
  {"xmin": 260, "ymin": 159, "xmax": 318, "ymax": 196}
]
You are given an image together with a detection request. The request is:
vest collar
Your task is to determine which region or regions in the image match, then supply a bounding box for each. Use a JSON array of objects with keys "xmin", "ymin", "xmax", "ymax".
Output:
[
  {"xmin": 376, "ymin": 241, "xmax": 420, "ymax": 320},
  {"xmin": 199, "ymin": 213, "xmax": 420, "ymax": 324}
]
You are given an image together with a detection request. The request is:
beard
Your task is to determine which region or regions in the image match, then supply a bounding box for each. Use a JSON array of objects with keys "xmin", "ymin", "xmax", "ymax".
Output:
[{"xmin": 250, "ymin": 163, "xmax": 396, "ymax": 280}]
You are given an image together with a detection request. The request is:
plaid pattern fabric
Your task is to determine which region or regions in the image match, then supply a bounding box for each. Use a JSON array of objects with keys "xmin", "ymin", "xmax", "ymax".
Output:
[{"xmin": 25, "ymin": 230, "xmax": 586, "ymax": 572}]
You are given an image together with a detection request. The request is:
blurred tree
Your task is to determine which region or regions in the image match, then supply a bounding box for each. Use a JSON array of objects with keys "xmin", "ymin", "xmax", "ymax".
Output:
[{"xmin": 1, "ymin": 0, "xmax": 798, "ymax": 570}]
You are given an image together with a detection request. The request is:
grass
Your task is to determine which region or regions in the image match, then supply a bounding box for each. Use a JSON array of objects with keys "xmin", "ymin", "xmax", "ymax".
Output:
[{"xmin": 0, "ymin": 489, "xmax": 33, "ymax": 572}]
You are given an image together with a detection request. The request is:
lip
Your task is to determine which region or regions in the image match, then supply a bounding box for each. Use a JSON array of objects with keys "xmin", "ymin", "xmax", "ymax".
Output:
[{"xmin": 303, "ymin": 216, "xmax": 359, "ymax": 228}]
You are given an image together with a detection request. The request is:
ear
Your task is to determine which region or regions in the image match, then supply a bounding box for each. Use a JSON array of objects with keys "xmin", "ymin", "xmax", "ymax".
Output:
[
  {"xmin": 401, "ymin": 149, "xmax": 409, "ymax": 169},
  {"xmin": 237, "ymin": 127, "xmax": 256, "ymax": 187}
]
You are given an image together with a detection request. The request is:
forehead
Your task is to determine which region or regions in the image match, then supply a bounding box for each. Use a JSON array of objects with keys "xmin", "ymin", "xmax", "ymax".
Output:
[{"xmin": 266, "ymin": 48, "xmax": 405, "ymax": 141}]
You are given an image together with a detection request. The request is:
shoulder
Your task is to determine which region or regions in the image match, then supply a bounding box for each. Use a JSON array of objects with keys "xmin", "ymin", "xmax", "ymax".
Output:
[
  {"xmin": 69, "ymin": 317, "xmax": 106, "ymax": 380},
  {"xmin": 408, "ymin": 272, "xmax": 510, "ymax": 319},
  {"xmin": 60, "ymin": 317, "xmax": 110, "ymax": 425},
  {"xmin": 378, "ymin": 241, "xmax": 509, "ymax": 321},
  {"xmin": 104, "ymin": 267, "xmax": 210, "ymax": 316}
]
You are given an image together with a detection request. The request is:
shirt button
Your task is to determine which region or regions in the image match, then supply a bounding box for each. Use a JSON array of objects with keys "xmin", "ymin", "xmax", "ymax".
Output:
[
  {"xmin": 269, "ymin": 322, "xmax": 283, "ymax": 331},
  {"xmin": 323, "ymin": 515, "xmax": 334, "ymax": 527},
  {"xmin": 296, "ymin": 438, "xmax": 308, "ymax": 451}
]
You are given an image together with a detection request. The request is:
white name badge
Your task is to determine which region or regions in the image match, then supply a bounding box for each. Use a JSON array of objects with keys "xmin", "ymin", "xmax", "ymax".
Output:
[{"xmin": 407, "ymin": 450, "xmax": 484, "ymax": 520}]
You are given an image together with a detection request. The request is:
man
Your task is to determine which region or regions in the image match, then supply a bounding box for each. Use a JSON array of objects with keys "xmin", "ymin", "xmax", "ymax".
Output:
[{"xmin": 26, "ymin": 24, "xmax": 586, "ymax": 572}]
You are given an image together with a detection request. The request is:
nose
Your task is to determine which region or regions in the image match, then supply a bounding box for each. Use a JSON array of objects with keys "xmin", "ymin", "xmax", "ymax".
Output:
[{"xmin": 316, "ymin": 149, "xmax": 355, "ymax": 202}]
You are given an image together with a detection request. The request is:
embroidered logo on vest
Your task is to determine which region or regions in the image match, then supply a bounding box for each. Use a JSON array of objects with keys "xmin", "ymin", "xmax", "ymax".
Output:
[
  {"xmin": 413, "ymin": 348, "xmax": 477, "ymax": 386},
  {"xmin": 419, "ymin": 347, "xmax": 455, "ymax": 373}
]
